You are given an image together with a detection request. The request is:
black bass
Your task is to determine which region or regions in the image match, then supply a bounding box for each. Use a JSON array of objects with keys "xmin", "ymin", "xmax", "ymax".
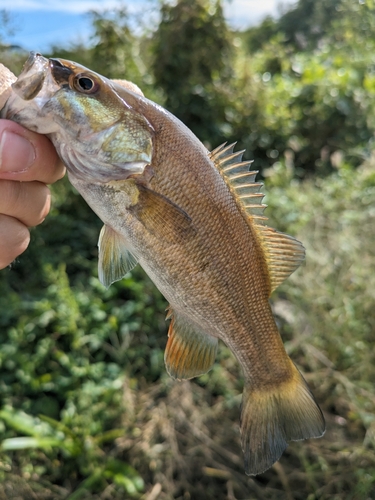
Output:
[{"xmin": 2, "ymin": 53, "xmax": 325, "ymax": 475}]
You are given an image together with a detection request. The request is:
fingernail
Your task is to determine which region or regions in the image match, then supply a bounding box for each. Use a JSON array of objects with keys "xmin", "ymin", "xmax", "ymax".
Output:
[{"xmin": 0, "ymin": 129, "xmax": 36, "ymax": 173}]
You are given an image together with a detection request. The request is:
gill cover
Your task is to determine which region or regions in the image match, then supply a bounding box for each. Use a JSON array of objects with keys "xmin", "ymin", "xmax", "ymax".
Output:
[{"xmin": 48, "ymin": 58, "xmax": 153, "ymax": 176}]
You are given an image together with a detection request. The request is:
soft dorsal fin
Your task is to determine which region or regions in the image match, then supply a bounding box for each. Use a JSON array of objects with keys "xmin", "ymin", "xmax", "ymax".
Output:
[
  {"xmin": 210, "ymin": 143, "xmax": 305, "ymax": 293},
  {"xmin": 256, "ymin": 226, "xmax": 305, "ymax": 293}
]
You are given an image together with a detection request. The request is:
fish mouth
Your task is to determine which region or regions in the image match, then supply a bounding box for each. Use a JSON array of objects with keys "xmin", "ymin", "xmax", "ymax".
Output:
[
  {"xmin": 12, "ymin": 52, "xmax": 49, "ymax": 100},
  {"xmin": 49, "ymin": 58, "xmax": 74, "ymax": 86},
  {"xmin": 13, "ymin": 52, "xmax": 75, "ymax": 101}
]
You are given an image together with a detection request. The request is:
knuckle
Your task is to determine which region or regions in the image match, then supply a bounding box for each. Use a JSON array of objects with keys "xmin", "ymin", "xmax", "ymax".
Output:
[
  {"xmin": 0, "ymin": 217, "xmax": 30, "ymax": 269},
  {"xmin": 35, "ymin": 184, "xmax": 51, "ymax": 225},
  {"xmin": 0, "ymin": 179, "xmax": 22, "ymax": 208},
  {"xmin": 0, "ymin": 180, "xmax": 52, "ymax": 227},
  {"xmin": 14, "ymin": 225, "xmax": 31, "ymax": 255},
  {"xmin": 53, "ymin": 159, "xmax": 66, "ymax": 182}
]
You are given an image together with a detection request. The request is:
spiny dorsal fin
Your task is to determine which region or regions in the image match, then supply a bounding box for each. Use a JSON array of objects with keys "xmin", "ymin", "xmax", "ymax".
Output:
[
  {"xmin": 209, "ymin": 143, "xmax": 267, "ymax": 223},
  {"xmin": 210, "ymin": 143, "xmax": 305, "ymax": 293}
]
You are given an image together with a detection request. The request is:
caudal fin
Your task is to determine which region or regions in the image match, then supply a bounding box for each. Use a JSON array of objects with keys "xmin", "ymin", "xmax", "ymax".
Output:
[{"xmin": 240, "ymin": 363, "xmax": 325, "ymax": 476}]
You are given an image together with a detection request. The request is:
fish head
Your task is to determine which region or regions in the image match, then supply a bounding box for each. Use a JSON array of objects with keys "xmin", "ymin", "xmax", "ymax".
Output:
[{"xmin": 2, "ymin": 52, "xmax": 153, "ymax": 182}]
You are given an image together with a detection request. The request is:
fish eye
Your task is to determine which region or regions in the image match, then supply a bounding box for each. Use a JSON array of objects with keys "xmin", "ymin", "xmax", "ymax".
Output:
[
  {"xmin": 73, "ymin": 74, "xmax": 99, "ymax": 94},
  {"xmin": 78, "ymin": 77, "xmax": 94, "ymax": 90}
]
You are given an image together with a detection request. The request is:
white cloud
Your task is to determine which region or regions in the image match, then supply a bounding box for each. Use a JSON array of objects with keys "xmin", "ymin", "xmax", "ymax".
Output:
[
  {"xmin": 224, "ymin": 0, "xmax": 294, "ymax": 28},
  {"xmin": 5, "ymin": 0, "xmax": 141, "ymax": 14},
  {"xmin": 4, "ymin": 0, "xmax": 294, "ymax": 52},
  {"xmin": 6, "ymin": 0, "xmax": 289, "ymax": 20}
]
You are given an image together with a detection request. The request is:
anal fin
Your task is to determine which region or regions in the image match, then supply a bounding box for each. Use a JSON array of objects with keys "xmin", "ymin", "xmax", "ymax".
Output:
[
  {"xmin": 98, "ymin": 224, "xmax": 139, "ymax": 288},
  {"xmin": 165, "ymin": 308, "xmax": 218, "ymax": 380}
]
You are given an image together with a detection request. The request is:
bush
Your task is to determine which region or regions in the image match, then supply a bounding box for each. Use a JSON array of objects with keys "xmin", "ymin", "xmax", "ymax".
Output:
[{"xmin": 1, "ymin": 161, "xmax": 375, "ymax": 498}]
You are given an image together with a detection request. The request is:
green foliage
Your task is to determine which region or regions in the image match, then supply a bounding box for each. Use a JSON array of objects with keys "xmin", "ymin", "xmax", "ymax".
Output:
[
  {"xmin": 88, "ymin": 7, "xmax": 142, "ymax": 81},
  {"xmin": 242, "ymin": 16, "xmax": 278, "ymax": 53},
  {"xmin": 243, "ymin": 0, "xmax": 351, "ymax": 52},
  {"xmin": 230, "ymin": 0, "xmax": 375, "ymax": 175},
  {"xmin": 3, "ymin": 152, "xmax": 375, "ymax": 500},
  {"xmin": 0, "ymin": 179, "xmax": 167, "ymax": 497},
  {"xmin": 1, "ymin": 0, "xmax": 375, "ymax": 498},
  {"xmin": 0, "ymin": 10, "xmax": 28, "ymax": 76},
  {"xmin": 151, "ymin": 0, "xmax": 233, "ymax": 147},
  {"xmin": 263, "ymin": 159, "xmax": 375, "ymax": 498},
  {"xmin": 277, "ymin": 0, "xmax": 342, "ymax": 50},
  {"xmin": 45, "ymin": 7, "xmax": 162, "ymax": 104},
  {"xmin": 266, "ymin": 159, "xmax": 375, "ymax": 378}
]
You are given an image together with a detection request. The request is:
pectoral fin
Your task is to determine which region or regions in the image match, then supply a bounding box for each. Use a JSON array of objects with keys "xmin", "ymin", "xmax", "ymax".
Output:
[
  {"xmin": 165, "ymin": 308, "xmax": 218, "ymax": 380},
  {"xmin": 130, "ymin": 183, "xmax": 196, "ymax": 243},
  {"xmin": 98, "ymin": 224, "xmax": 139, "ymax": 288}
]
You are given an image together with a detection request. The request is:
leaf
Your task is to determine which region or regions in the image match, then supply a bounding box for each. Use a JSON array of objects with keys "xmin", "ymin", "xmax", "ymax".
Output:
[{"xmin": 1, "ymin": 436, "xmax": 63, "ymax": 451}]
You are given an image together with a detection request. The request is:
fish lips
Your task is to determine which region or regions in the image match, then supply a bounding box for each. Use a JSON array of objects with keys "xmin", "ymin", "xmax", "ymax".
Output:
[
  {"xmin": 12, "ymin": 52, "xmax": 73, "ymax": 102},
  {"xmin": 12, "ymin": 52, "xmax": 49, "ymax": 101}
]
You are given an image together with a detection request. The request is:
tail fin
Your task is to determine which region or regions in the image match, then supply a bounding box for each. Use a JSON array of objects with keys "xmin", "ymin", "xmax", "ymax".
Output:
[{"xmin": 240, "ymin": 363, "xmax": 325, "ymax": 476}]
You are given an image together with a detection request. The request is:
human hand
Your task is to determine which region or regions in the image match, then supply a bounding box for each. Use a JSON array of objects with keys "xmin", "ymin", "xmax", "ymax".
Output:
[{"xmin": 0, "ymin": 119, "xmax": 65, "ymax": 269}]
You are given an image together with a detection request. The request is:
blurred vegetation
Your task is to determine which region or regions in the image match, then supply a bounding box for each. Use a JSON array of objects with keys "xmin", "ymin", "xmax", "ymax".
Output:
[
  {"xmin": 1, "ymin": 0, "xmax": 375, "ymax": 498},
  {"xmin": 151, "ymin": 0, "xmax": 233, "ymax": 147}
]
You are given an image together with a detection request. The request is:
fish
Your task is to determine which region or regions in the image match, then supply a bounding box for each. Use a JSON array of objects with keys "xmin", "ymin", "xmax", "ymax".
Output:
[{"xmin": 1, "ymin": 52, "xmax": 325, "ymax": 475}]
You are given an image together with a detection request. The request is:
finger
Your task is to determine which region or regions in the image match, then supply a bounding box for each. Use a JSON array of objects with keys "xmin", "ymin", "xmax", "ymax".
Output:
[
  {"xmin": 0, "ymin": 179, "xmax": 51, "ymax": 227},
  {"xmin": 0, "ymin": 214, "xmax": 30, "ymax": 269},
  {"xmin": 0, "ymin": 120, "xmax": 65, "ymax": 184}
]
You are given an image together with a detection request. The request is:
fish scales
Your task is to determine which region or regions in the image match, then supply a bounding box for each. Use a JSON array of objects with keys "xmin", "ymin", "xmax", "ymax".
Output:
[
  {"xmin": 123, "ymin": 98, "xmax": 262, "ymax": 338},
  {"xmin": 1, "ymin": 52, "xmax": 325, "ymax": 475},
  {"xmin": 152, "ymin": 154, "xmax": 270, "ymax": 358}
]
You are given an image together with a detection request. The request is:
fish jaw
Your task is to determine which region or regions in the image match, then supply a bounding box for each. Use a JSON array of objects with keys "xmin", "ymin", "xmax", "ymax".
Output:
[
  {"xmin": 12, "ymin": 52, "xmax": 49, "ymax": 101},
  {"xmin": 2, "ymin": 52, "xmax": 61, "ymax": 135}
]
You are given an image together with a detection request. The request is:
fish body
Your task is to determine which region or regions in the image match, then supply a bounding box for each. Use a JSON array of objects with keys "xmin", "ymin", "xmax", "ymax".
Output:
[{"xmin": 2, "ymin": 53, "xmax": 325, "ymax": 475}]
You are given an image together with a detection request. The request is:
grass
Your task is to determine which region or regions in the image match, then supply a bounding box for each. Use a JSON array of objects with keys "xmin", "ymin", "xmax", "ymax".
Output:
[{"xmin": 1, "ymin": 158, "xmax": 375, "ymax": 499}]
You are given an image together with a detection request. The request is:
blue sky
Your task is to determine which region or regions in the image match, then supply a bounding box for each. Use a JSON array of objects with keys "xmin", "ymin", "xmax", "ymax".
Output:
[{"xmin": 1, "ymin": 0, "xmax": 291, "ymax": 53}]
